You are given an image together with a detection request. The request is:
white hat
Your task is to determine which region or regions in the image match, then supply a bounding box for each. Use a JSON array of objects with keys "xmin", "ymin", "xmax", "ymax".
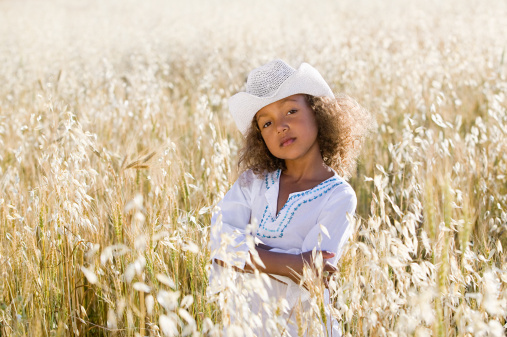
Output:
[{"xmin": 228, "ymin": 59, "xmax": 335, "ymax": 135}]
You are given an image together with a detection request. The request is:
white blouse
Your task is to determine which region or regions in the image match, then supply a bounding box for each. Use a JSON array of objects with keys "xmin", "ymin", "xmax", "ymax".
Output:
[{"xmin": 209, "ymin": 168, "xmax": 357, "ymax": 307}]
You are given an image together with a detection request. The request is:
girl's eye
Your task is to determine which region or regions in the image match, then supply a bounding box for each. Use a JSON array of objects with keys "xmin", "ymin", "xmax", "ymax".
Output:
[
  {"xmin": 287, "ymin": 109, "xmax": 297, "ymax": 115},
  {"xmin": 262, "ymin": 121, "xmax": 271, "ymax": 128}
]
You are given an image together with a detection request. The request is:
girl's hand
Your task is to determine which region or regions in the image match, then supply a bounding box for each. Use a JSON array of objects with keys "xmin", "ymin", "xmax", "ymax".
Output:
[
  {"xmin": 255, "ymin": 242, "xmax": 274, "ymax": 251},
  {"xmin": 301, "ymin": 250, "xmax": 338, "ymax": 285},
  {"xmin": 301, "ymin": 250, "xmax": 335, "ymax": 267}
]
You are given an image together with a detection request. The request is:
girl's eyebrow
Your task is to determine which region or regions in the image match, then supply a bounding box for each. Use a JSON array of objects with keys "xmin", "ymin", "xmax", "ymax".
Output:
[
  {"xmin": 256, "ymin": 111, "xmax": 270, "ymax": 121},
  {"xmin": 280, "ymin": 97, "xmax": 298, "ymax": 103},
  {"xmin": 256, "ymin": 113, "xmax": 265, "ymax": 121},
  {"xmin": 257, "ymin": 98, "xmax": 299, "ymax": 119},
  {"xmin": 256, "ymin": 97, "xmax": 300, "ymax": 121}
]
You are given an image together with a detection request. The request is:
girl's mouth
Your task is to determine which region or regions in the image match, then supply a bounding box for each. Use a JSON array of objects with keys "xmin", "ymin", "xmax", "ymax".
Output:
[{"xmin": 280, "ymin": 138, "xmax": 295, "ymax": 147}]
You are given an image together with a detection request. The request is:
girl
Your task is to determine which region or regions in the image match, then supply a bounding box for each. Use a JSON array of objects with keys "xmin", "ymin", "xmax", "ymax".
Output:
[{"xmin": 209, "ymin": 59, "xmax": 373, "ymax": 336}]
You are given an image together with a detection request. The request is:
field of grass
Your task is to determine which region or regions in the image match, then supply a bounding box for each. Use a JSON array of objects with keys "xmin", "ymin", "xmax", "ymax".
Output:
[{"xmin": 0, "ymin": 0, "xmax": 506, "ymax": 335}]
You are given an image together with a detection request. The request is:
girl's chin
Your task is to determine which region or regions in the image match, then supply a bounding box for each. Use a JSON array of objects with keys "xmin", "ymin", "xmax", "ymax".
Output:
[{"xmin": 274, "ymin": 154, "xmax": 304, "ymax": 162}]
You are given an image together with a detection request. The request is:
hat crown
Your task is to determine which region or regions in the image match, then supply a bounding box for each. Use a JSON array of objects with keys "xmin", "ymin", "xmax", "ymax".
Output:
[{"xmin": 246, "ymin": 59, "xmax": 296, "ymax": 98}]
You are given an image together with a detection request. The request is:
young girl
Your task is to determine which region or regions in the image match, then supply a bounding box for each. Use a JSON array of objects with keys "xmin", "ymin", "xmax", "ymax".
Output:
[{"xmin": 209, "ymin": 59, "xmax": 372, "ymax": 336}]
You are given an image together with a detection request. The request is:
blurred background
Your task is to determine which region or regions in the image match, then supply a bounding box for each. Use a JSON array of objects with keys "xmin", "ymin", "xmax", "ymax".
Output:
[{"xmin": 0, "ymin": 0, "xmax": 506, "ymax": 336}]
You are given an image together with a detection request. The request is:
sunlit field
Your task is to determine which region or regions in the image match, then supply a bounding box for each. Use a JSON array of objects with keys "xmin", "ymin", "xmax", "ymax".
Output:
[{"xmin": 0, "ymin": 0, "xmax": 506, "ymax": 335}]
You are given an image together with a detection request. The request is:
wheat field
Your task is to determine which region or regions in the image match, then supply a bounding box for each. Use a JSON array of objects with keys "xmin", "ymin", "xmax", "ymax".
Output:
[{"xmin": 0, "ymin": 0, "xmax": 506, "ymax": 336}]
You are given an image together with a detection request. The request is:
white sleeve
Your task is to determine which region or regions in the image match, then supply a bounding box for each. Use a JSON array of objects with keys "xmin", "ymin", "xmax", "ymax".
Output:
[
  {"xmin": 209, "ymin": 171, "xmax": 255, "ymax": 269},
  {"xmin": 301, "ymin": 185, "xmax": 357, "ymax": 265}
]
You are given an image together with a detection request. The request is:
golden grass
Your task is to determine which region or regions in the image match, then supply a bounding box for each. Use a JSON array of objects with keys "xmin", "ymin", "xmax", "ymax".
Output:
[{"xmin": 0, "ymin": 0, "xmax": 506, "ymax": 335}]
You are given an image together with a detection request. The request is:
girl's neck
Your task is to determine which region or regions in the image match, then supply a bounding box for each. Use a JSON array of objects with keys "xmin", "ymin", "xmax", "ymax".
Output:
[{"xmin": 283, "ymin": 156, "xmax": 333, "ymax": 183}]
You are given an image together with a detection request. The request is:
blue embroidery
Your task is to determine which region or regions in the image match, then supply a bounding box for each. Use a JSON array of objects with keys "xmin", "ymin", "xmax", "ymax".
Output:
[
  {"xmin": 257, "ymin": 175, "xmax": 343, "ymax": 239},
  {"xmin": 264, "ymin": 169, "xmax": 281, "ymax": 190}
]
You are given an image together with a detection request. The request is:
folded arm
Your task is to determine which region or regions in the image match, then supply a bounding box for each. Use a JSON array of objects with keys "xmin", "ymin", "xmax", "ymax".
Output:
[
  {"xmin": 245, "ymin": 247, "xmax": 338, "ymax": 283},
  {"xmin": 214, "ymin": 244, "xmax": 338, "ymax": 285}
]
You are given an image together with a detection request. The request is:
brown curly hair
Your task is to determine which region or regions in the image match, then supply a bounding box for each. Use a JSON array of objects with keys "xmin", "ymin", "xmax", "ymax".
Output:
[{"xmin": 238, "ymin": 94, "xmax": 375, "ymax": 178}]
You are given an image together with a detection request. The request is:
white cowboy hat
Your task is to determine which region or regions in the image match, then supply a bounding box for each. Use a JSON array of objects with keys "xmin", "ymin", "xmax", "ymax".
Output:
[{"xmin": 228, "ymin": 59, "xmax": 335, "ymax": 135}]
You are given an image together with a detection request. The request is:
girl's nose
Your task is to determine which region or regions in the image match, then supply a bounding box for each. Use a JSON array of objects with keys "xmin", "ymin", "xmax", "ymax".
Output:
[{"xmin": 276, "ymin": 120, "xmax": 289, "ymax": 133}]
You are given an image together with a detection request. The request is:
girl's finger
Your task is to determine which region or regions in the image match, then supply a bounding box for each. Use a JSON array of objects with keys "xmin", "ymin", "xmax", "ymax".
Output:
[
  {"xmin": 323, "ymin": 262, "xmax": 339, "ymax": 272},
  {"xmin": 324, "ymin": 266, "xmax": 338, "ymax": 273},
  {"xmin": 320, "ymin": 251, "xmax": 335, "ymax": 258}
]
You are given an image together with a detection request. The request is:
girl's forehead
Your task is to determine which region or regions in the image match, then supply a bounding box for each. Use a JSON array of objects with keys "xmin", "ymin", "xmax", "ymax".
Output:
[{"xmin": 255, "ymin": 94, "xmax": 306, "ymax": 117}]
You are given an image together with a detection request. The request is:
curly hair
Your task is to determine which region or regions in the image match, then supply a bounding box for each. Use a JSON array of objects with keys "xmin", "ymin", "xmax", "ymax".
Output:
[{"xmin": 238, "ymin": 94, "xmax": 375, "ymax": 178}]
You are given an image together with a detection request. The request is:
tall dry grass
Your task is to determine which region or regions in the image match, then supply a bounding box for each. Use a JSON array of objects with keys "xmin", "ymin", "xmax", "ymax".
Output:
[{"xmin": 0, "ymin": 0, "xmax": 506, "ymax": 336}]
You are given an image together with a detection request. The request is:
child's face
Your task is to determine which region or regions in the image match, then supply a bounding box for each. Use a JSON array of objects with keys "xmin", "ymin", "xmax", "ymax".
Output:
[{"xmin": 255, "ymin": 94, "xmax": 320, "ymax": 163}]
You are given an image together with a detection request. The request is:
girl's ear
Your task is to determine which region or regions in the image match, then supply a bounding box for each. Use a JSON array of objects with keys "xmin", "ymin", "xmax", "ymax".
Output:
[
  {"xmin": 304, "ymin": 94, "xmax": 317, "ymax": 113},
  {"xmin": 251, "ymin": 120, "xmax": 263, "ymax": 140},
  {"xmin": 257, "ymin": 127, "xmax": 264, "ymax": 142}
]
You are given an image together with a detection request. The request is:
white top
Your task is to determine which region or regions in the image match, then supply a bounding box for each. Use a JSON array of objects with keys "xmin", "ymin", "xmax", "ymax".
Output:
[{"xmin": 209, "ymin": 168, "xmax": 357, "ymax": 308}]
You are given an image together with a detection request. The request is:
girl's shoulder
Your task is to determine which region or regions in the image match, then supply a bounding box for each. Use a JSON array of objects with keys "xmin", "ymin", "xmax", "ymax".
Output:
[
  {"xmin": 237, "ymin": 169, "xmax": 278, "ymax": 187},
  {"xmin": 237, "ymin": 169, "xmax": 266, "ymax": 189},
  {"xmin": 326, "ymin": 172, "xmax": 357, "ymax": 203},
  {"xmin": 237, "ymin": 169, "xmax": 256, "ymax": 187}
]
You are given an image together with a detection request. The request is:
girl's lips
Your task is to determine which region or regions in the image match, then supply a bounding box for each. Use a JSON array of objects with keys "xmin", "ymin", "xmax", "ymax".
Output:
[{"xmin": 280, "ymin": 138, "xmax": 295, "ymax": 147}]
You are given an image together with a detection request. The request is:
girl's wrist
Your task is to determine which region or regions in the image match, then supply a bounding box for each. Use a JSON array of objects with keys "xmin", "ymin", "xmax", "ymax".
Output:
[{"xmin": 255, "ymin": 242, "xmax": 273, "ymax": 251}]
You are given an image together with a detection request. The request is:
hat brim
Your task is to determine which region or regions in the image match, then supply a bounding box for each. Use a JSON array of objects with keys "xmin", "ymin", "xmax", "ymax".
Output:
[{"xmin": 229, "ymin": 63, "xmax": 335, "ymax": 135}]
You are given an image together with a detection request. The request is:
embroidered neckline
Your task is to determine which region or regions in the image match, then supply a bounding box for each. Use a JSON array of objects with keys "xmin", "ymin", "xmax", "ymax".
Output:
[
  {"xmin": 265, "ymin": 169, "xmax": 281, "ymax": 190},
  {"xmin": 265, "ymin": 169, "xmax": 336, "ymax": 195},
  {"xmin": 257, "ymin": 170, "xmax": 344, "ymax": 239}
]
